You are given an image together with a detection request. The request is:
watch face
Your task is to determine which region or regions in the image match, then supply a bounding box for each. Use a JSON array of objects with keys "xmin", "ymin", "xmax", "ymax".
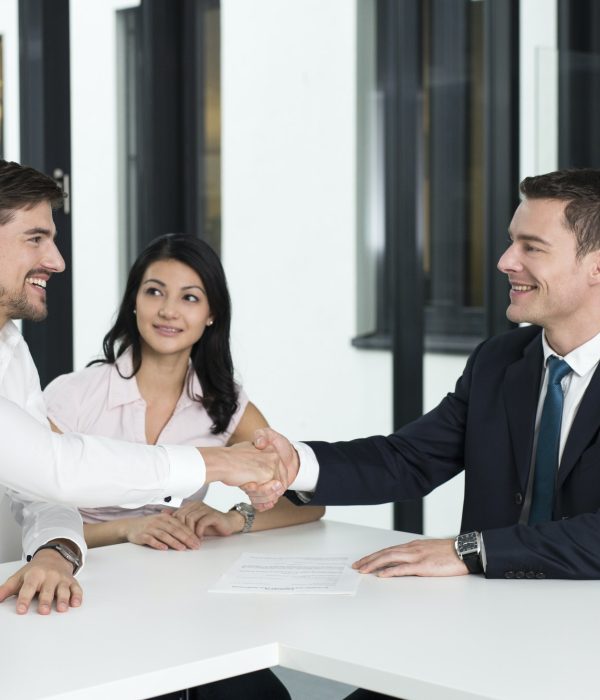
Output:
[{"xmin": 457, "ymin": 533, "xmax": 479, "ymax": 556}]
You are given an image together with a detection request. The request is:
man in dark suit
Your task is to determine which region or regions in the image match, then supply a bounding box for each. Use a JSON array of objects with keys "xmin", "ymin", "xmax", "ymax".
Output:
[{"xmin": 246, "ymin": 169, "xmax": 600, "ymax": 591}]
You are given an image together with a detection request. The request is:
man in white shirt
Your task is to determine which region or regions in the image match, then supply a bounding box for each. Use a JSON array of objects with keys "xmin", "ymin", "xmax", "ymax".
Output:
[
  {"xmin": 0, "ymin": 159, "xmax": 288, "ymax": 614},
  {"xmin": 247, "ymin": 168, "xmax": 600, "ymax": 595}
]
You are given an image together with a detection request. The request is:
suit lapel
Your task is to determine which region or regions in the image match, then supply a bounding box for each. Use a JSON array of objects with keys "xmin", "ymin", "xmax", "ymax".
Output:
[
  {"xmin": 558, "ymin": 363, "xmax": 600, "ymax": 488},
  {"xmin": 503, "ymin": 334, "xmax": 544, "ymax": 491}
]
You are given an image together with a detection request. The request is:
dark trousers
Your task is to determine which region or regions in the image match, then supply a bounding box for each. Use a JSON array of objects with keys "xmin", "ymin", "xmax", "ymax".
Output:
[{"xmin": 152, "ymin": 668, "xmax": 291, "ymax": 700}]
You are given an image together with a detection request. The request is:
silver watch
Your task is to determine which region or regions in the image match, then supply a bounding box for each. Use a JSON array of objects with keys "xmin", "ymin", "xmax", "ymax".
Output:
[
  {"xmin": 454, "ymin": 531, "xmax": 483, "ymax": 574},
  {"xmin": 32, "ymin": 542, "xmax": 82, "ymax": 574},
  {"xmin": 230, "ymin": 502, "xmax": 256, "ymax": 533}
]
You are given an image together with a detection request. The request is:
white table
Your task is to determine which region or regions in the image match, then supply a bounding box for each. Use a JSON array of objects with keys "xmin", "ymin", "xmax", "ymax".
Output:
[{"xmin": 0, "ymin": 520, "xmax": 598, "ymax": 700}]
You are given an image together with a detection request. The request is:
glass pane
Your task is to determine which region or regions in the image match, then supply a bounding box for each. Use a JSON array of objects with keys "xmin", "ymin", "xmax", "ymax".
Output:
[
  {"xmin": 423, "ymin": 0, "xmax": 485, "ymax": 348},
  {"xmin": 202, "ymin": 4, "xmax": 221, "ymax": 253}
]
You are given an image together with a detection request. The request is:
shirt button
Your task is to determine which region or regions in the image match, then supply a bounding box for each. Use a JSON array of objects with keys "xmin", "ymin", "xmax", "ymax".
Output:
[
  {"xmin": 504, "ymin": 571, "xmax": 515, "ymax": 579},
  {"xmin": 515, "ymin": 571, "xmax": 525, "ymax": 578},
  {"xmin": 515, "ymin": 492, "xmax": 523, "ymax": 505},
  {"xmin": 164, "ymin": 496, "xmax": 172, "ymax": 503}
]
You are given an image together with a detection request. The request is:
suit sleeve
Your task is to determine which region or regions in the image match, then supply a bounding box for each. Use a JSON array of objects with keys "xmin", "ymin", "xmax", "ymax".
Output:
[
  {"xmin": 482, "ymin": 514, "xmax": 600, "ymax": 579},
  {"xmin": 297, "ymin": 343, "xmax": 482, "ymax": 506}
]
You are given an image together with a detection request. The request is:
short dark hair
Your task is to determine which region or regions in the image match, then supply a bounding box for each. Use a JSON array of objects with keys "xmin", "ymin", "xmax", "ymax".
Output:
[
  {"xmin": 520, "ymin": 168, "xmax": 600, "ymax": 258},
  {"xmin": 0, "ymin": 159, "xmax": 65, "ymax": 225},
  {"xmin": 91, "ymin": 233, "xmax": 238, "ymax": 435}
]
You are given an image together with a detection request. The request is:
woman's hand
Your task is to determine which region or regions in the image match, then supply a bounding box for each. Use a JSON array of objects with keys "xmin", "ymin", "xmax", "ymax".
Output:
[
  {"xmin": 172, "ymin": 502, "xmax": 245, "ymax": 538},
  {"xmin": 123, "ymin": 511, "xmax": 201, "ymax": 551}
]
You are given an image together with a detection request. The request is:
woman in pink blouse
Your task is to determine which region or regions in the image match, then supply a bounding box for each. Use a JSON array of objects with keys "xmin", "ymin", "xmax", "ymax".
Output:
[{"xmin": 44, "ymin": 233, "xmax": 322, "ymax": 700}]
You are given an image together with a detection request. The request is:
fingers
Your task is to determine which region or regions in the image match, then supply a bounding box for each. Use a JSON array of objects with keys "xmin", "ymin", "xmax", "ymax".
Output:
[
  {"xmin": 352, "ymin": 539, "xmax": 468, "ymax": 578},
  {"xmin": 0, "ymin": 575, "xmax": 20, "ymax": 604},
  {"xmin": 353, "ymin": 545, "xmax": 413, "ymax": 574},
  {"xmin": 194, "ymin": 513, "xmax": 229, "ymax": 538},
  {"xmin": 252, "ymin": 427, "xmax": 275, "ymax": 449},
  {"xmin": 17, "ymin": 577, "xmax": 41, "ymax": 614},
  {"xmin": 240, "ymin": 480, "xmax": 284, "ymax": 507},
  {"xmin": 4, "ymin": 556, "xmax": 84, "ymax": 615},
  {"xmin": 128, "ymin": 513, "xmax": 201, "ymax": 551}
]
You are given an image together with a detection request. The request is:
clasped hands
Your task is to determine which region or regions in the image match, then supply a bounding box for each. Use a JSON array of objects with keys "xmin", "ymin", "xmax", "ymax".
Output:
[{"xmin": 242, "ymin": 427, "xmax": 469, "ymax": 578}]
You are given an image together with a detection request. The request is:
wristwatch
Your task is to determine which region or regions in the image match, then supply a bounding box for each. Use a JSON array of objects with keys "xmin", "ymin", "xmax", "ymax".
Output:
[
  {"xmin": 230, "ymin": 502, "xmax": 256, "ymax": 533},
  {"xmin": 454, "ymin": 531, "xmax": 483, "ymax": 574},
  {"xmin": 30, "ymin": 542, "xmax": 82, "ymax": 575}
]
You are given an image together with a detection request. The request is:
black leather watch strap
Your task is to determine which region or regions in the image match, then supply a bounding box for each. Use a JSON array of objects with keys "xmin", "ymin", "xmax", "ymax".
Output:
[{"xmin": 29, "ymin": 542, "xmax": 82, "ymax": 574}]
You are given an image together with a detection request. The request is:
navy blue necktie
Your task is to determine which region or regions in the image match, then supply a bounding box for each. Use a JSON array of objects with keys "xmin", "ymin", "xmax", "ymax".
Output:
[{"xmin": 529, "ymin": 356, "xmax": 572, "ymax": 525}]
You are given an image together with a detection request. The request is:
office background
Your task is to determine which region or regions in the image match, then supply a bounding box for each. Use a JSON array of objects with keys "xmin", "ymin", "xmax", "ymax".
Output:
[{"xmin": 0, "ymin": 0, "xmax": 598, "ymax": 536}]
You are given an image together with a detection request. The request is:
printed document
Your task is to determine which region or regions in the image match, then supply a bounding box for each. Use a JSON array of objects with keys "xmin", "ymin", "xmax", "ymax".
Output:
[{"xmin": 209, "ymin": 554, "xmax": 361, "ymax": 594}]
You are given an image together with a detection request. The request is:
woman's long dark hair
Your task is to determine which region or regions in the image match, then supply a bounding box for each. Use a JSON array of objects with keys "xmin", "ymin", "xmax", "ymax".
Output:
[{"xmin": 90, "ymin": 234, "xmax": 238, "ymax": 434}]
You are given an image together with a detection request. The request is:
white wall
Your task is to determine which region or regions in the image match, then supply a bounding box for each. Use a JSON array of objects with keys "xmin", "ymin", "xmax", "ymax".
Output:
[
  {"xmin": 218, "ymin": 0, "xmax": 393, "ymax": 528},
  {"xmin": 69, "ymin": 0, "xmax": 140, "ymax": 369},
  {"xmin": 422, "ymin": 353, "xmax": 468, "ymax": 536},
  {"xmin": 520, "ymin": 0, "xmax": 558, "ymax": 179},
  {"xmin": 0, "ymin": 0, "xmax": 20, "ymax": 162}
]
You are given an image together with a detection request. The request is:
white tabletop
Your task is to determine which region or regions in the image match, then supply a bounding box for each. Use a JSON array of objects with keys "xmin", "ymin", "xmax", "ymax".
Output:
[{"xmin": 0, "ymin": 520, "xmax": 598, "ymax": 700}]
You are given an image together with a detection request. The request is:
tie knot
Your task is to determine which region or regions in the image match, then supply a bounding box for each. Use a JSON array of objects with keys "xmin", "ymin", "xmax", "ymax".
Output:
[{"xmin": 547, "ymin": 356, "xmax": 571, "ymax": 385}]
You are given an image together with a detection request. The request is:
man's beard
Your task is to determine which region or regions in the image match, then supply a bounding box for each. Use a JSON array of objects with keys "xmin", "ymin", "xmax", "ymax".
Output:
[{"xmin": 0, "ymin": 285, "xmax": 48, "ymax": 322}]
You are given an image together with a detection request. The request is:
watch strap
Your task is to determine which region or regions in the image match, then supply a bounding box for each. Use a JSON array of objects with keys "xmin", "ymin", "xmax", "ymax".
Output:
[{"xmin": 454, "ymin": 531, "xmax": 484, "ymax": 574}]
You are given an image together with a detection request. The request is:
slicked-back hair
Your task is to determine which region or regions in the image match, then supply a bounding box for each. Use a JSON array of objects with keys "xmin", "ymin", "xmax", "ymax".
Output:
[
  {"xmin": 90, "ymin": 233, "xmax": 238, "ymax": 435},
  {"xmin": 0, "ymin": 160, "xmax": 64, "ymax": 225},
  {"xmin": 520, "ymin": 168, "xmax": 600, "ymax": 258}
]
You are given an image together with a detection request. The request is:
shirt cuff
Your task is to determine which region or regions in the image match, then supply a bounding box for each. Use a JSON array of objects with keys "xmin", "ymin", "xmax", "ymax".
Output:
[
  {"xmin": 480, "ymin": 532, "xmax": 487, "ymax": 572},
  {"xmin": 288, "ymin": 442, "xmax": 320, "ymax": 496},
  {"xmin": 149, "ymin": 445, "xmax": 206, "ymax": 508}
]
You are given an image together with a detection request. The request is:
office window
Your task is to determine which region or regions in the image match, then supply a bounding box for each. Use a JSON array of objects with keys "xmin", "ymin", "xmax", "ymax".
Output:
[
  {"xmin": 117, "ymin": 8, "xmax": 141, "ymax": 282},
  {"xmin": 355, "ymin": 0, "xmax": 518, "ymax": 354},
  {"xmin": 116, "ymin": 0, "xmax": 221, "ymax": 277},
  {"xmin": 558, "ymin": 0, "xmax": 600, "ymax": 168}
]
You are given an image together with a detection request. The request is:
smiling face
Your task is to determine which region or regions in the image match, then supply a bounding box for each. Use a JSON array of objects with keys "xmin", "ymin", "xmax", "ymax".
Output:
[
  {"xmin": 497, "ymin": 197, "xmax": 600, "ymax": 350},
  {"xmin": 0, "ymin": 201, "xmax": 65, "ymax": 326},
  {"xmin": 135, "ymin": 258, "xmax": 213, "ymax": 360}
]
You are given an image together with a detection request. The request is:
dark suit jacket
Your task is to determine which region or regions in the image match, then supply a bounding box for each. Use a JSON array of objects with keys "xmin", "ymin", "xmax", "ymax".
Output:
[{"xmin": 301, "ymin": 326, "xmax": 600, "ymax": 579}]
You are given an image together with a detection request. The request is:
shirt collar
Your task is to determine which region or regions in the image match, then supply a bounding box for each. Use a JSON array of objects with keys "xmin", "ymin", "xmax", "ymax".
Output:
[
  {"xmin": 0, "ymin": 320, "xmax": 23, "ymax": 353},
  {"xmin": 541, "ymin": 329, "xmax": 600, "ymax": 378},
  {"xmin": 0, "ymin": 321, "xmax": 24, "ymax": 383},
  {"xmin": 107, "ymin": 347, "xmax": 203, "ymax": 410},
  {"xmin": 108, "ymin": 349, "xmax": 142, "ymax": 408}
]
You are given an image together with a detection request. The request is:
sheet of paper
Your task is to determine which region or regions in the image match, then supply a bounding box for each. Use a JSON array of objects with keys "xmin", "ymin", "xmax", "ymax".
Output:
[{"xmin": 209, "ymin": 553, "xmax": 361, "ymax": 594}]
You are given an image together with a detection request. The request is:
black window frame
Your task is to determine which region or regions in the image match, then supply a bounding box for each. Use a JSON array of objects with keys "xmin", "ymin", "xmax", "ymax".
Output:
[{"xmin": 356, "ymin": 0, "xmax": 519, "ymax": 533}]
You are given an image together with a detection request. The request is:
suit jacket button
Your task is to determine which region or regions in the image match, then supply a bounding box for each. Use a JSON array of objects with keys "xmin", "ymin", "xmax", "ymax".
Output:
[
  {"xmin": 535, "ymin": 572, "xmax": 546, "ymax": 579},
  {"xmin": 515, "ymin": 492, "xmax": 523, "ymax": 505},
  {"xmin": 526, "ymin": 571, "xmax": 535, "ymax": 579},
  {"xmin": 515, "ymin": 571, "xmax": 525, "ymax": 578},
  {"xmin": 504, "ymin": 571, "xmax": 515, "ymax": 578}
]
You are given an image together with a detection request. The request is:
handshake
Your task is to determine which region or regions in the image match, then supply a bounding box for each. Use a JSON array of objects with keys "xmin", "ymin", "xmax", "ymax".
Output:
[{"xmin": 201, "ymin": 428, "xmax": 299, "ymax": 510}]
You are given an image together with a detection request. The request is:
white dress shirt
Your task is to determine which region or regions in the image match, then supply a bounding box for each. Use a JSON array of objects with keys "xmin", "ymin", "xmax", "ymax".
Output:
[
  {"xmin": 43, "ymin": 349, "xmax": 248, "ymax": 523},
  {"xmin": 0, "ymin": 321, "xmax": 206, "ymax": 562}
]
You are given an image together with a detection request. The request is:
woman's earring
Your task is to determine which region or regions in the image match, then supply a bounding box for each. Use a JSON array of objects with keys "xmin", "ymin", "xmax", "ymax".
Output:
[
  {"xmin": 133, "ymin": 309, "xmax": 137, "ymax": 315},
  {"xmin": 206, "ymin": 320, "xmax": 213, "ymax": 326}
]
